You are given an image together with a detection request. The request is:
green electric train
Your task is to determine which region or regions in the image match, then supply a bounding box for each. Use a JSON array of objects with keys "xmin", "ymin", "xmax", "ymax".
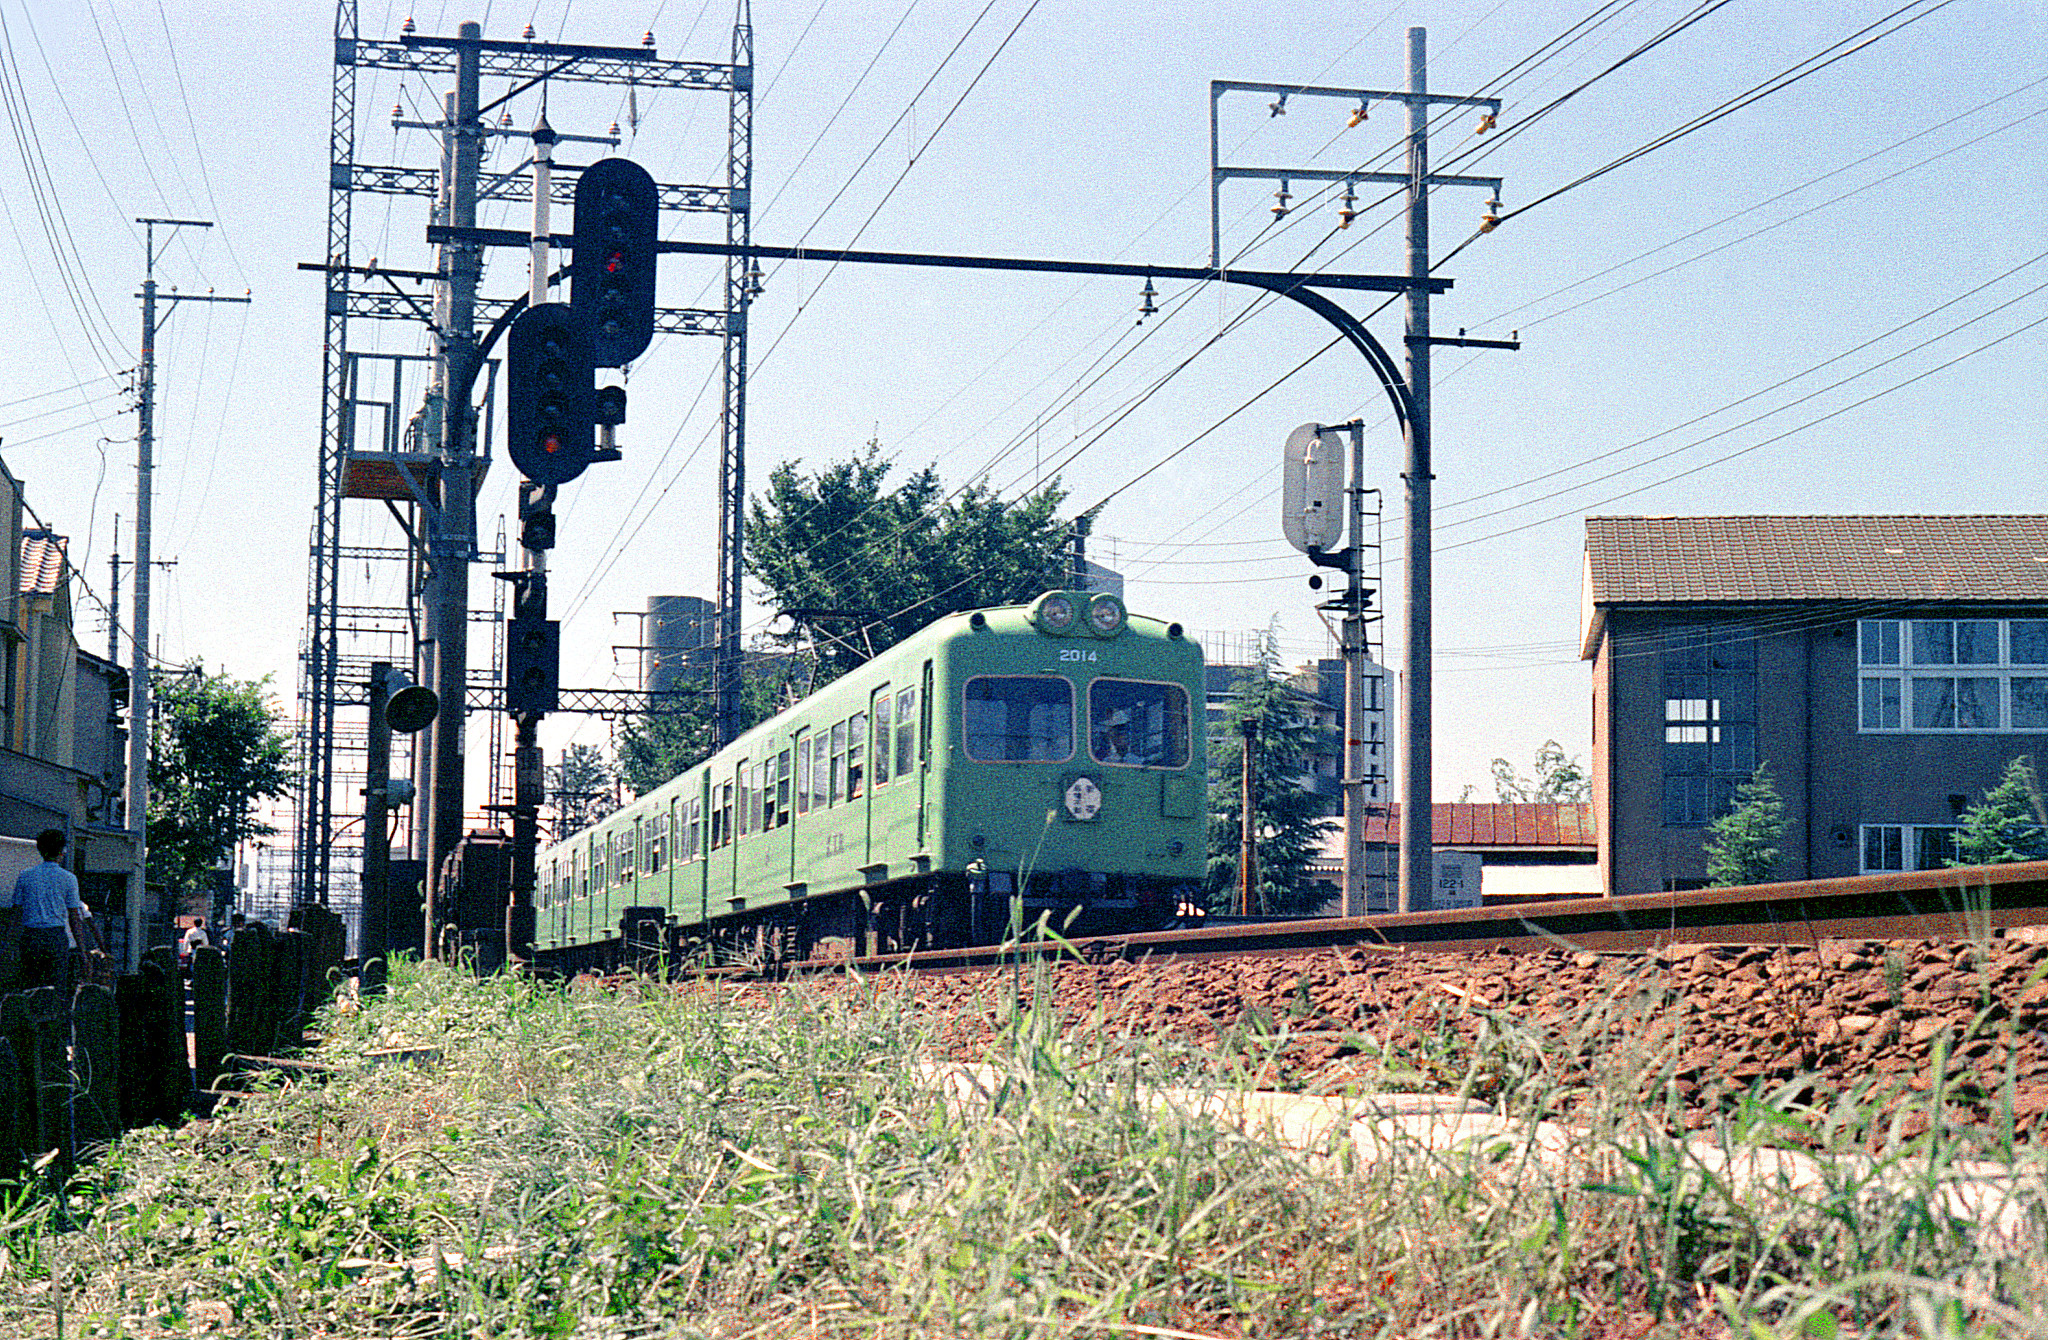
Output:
[{"xmin": 534, "ymin": 590, "xmax": 1207, "ymax": 970}]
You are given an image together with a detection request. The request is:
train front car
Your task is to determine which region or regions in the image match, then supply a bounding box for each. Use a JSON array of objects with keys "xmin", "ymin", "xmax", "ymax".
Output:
[{"xmin": 929, "ymin": 591, "xmax": 1206, "ymax": 943}]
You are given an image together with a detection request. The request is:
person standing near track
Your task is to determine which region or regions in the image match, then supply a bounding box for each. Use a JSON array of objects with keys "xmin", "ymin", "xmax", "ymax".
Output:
[{"xmin": 10, "ymin": 828, "xmax": 102, "ymax": 996}]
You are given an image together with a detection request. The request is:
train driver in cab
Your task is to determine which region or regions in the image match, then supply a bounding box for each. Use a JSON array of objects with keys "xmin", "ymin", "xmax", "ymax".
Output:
[{"xmin": 1095, "ymin": 709, "xmax": 1147, "ymax": 765}]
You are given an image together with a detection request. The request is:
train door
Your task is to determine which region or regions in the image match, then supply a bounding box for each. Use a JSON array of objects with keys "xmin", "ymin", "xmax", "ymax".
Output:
[{"xmin": 790, "ymin": 727, "xmax": 812, "ymax": 893}]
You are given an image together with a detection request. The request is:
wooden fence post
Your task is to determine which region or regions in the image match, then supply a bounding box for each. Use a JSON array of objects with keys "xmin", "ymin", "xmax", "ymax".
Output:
[
  {"xmin": 72, "ymin": 982, "xmax": 120, "ymax": 1149},
  {"xmin": 190, "ymin": 946, "xmax": 227, "ymax": 1092}
]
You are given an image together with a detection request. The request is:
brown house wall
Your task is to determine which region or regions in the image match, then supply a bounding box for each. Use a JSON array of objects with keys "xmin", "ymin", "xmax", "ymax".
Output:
[{"xmin": 1595, "ymin": 603, "xmax": 2047, "ymax": 895}]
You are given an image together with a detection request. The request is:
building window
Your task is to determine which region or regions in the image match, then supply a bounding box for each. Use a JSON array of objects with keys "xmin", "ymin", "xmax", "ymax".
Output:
[
  {"xmin": 1860, "ymin": 823, "xmax": 1959, "ymax": 873},
  {"xmin": 1661, "ymin": 627, "xmax": 1755, "ymax": 827},
  {"xmin": 1860, "ymin": 618, "xmax": 2048, "ymax": 732}
]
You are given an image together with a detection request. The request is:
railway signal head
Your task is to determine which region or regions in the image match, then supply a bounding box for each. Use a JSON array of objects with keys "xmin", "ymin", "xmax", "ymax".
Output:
[
  {"xmin": 573, "ymin": 157, "xmax": 659, "ymax": 367},
  {"xmin": 507, "ymin": 303, "xmax": 596, "ymax": 486}
]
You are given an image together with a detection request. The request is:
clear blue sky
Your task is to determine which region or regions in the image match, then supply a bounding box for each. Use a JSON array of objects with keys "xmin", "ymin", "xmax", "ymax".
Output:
[{"xmin": 0, "ymin": 0, "xmax": 2040, "ymax": 821}]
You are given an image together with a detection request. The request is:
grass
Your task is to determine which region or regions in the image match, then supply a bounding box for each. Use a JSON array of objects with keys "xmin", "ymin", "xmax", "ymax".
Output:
[{"xmin": 0, "ymin": 955, "xmax": 2040, "ymax": 1338}]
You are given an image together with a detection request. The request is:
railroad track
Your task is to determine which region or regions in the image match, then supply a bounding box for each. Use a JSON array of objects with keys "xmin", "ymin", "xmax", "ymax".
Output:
[{"xmin": 794, "ymin": 859, "xmax": 2048, "ymax": 975}]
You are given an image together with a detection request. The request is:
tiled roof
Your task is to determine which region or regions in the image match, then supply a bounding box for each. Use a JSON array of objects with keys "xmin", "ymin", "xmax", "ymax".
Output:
[
  {"xmin": 19, "ymin": 529, "xmax": 65, "ymax": 597},
  {"xmin": 1357, "ymin": 802, "xmax": 1595, "ymax": 848},
  {"xmin": 1585, "ymin": 515, "xmax": 2048, "ymax": 605}
]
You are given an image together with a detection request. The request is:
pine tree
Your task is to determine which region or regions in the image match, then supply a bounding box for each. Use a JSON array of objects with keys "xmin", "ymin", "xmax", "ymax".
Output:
[
  {"xmin": 1206, "ymin": 633, "xmax": 1335, "ymax": 916},
  {"xmin": 1703, "ymin": 763, "xmax": 1786, "ymax": 887},
  {"xmin": 1950, "ymin": 757, "xmax": 2048, "ymax": 866}
]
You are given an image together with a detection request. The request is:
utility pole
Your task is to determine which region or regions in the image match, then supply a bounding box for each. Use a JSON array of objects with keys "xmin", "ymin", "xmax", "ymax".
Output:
[
  {"xmin": 108, "ymin": 514, "xmax": 123, "ymax": 664},
  {"xmin": 131, "ymin": 217, "xmax": 248, "ymax": 962},
  {"xmin": 1339, "ymin": 422, "xmax": 1370, "ymax": 919},
  {"xmin": 1238, "ymin": 717, "xmax": 1257, "ymax": 918},
  {"xmin": 1209, "ymin": 32, "xmax": 1513, "ymax": 914},
  {"xmin": 1398, "ymin": 28, "xmax": 1434, "ymax": 918}
]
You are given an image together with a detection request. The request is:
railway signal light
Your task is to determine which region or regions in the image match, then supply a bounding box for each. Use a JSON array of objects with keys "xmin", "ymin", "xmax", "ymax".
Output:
[
  {"xmin": 505, "ymin": 614, "xmax": 560, "ymax": 714},
  {"xmin": 573, "ymin": 157, "xmax": 659, "ymax": 367},
  {"xmin": 506, "ymin": 303, "xmax": 596, "ymax": 486}
]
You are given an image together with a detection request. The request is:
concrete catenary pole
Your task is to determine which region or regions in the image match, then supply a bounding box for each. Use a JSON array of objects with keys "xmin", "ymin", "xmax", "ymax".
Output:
[
  {"xmin": 424, "ymin": 27, "xmax": 483, "ymax": 933},
  {"xmin": 1398, "ymin": 26, "xmax": 1434, "ymax": 915}
]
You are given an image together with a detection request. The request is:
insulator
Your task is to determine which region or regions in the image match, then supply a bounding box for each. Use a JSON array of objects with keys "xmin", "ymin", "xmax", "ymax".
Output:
[
  {"xmin": 1338, "ymin": 182, "xmax": 1358, "ymax": 229},
  {"xmin": 1476, "ymin": 112, "xmax": 1497, "ymax": 134},
  {"xmin": 1138, "ymin": 277, "xmax": 1158, "ymax": 319},
  {"xmin": 401, "ymin": 15, "xmax": 415, "ymax": 33},
  {"xmin": 1347, "ymin": 103, "xmax": 1369, "ymax": 128},
  {"xmin": 1268, "ymin": 93, "xmax": 1287, "ymax": 117},
  {"xmin": 499, "ymin": 109, "xmax": 513, "ymax": 128},
  {"xmin": 745, "ymin": 264, "xmax": 765, "ymax": 297},
  {"xmin": 391, "ymin": 102, "xmax": 403, "ymax": 121},
  {"xmin": 522, "ymin": 22, "xmax": 536, "ymax": 40},
  {"xmin": 608, "ymin": 121, "xmax": 621, "ymax": 138},
  {"xmin": 642, "ymin": 29, "xmax": 656, "ymax": 46},
  {"xmin": 1271, "ymin": 183, "xmax": 1291, "ymax": 218},
  {"xmin": 1337, "ymin": 209, "xmax": 1357, "ymax": 230}
]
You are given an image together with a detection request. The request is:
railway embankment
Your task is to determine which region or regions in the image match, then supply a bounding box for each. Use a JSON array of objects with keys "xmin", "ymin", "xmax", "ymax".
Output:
[
  {"xmin": 7, "ymin": 941, "xmax": 2046, "ymax": 1338},
  {"xmin": 831, "ymin": 934, "xmax": 2048, "ymax": 1142}
]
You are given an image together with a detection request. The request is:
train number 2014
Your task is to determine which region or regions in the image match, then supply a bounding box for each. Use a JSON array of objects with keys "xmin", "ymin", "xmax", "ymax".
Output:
[
  {"xmin": 1058, "ymin": 648, "xmax": 1099, "ymax": 663},
  {"xmin": 823, "ymin": 832, "xmax": 846, "ymax": 857}
]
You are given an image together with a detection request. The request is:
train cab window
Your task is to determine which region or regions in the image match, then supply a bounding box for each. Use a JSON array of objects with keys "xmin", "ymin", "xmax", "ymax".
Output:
[
  {"xmin": 830, "ymin": 721, "xmax": 848, "ymax": 806},
  {"xmin": 796, "ymin": 736, "xmax": 814, "ymax": 815},
  {"xmin": 848, "ymin": 713, "xmax": 867, "ymax": 799},
  {"xmin": 873, "ymin": 693, "xmax": 893, "ymax": 785},
  {"xmin": 775, "ymin": 749, "xmax": 792, "ymax": 826},
  {"xmin": 1088, "ymin": 679, "xmax": 1192, "ymax": 768},
  {"xmin": 896, "ymin": 686, "xmax": 918, "ymax": 776},
  {"xmin": 964, "ymin": 676, "xmax": 1073, "ymax": 762}
]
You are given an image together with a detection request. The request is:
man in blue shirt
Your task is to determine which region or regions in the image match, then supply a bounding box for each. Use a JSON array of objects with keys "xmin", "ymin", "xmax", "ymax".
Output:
[{"xmin": 11, "ymin": 828, "xmax": 102, "ymax": 994}]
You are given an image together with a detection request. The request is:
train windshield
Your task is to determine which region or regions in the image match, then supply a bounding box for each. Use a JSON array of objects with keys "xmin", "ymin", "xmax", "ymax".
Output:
[
  {"xmin": 1088, "ymin": 679, "xmax": 1192, "ymax": 768},
  {"xmin": 963, "ymin": 675, "xmax": 1073, "ymax": 762}
]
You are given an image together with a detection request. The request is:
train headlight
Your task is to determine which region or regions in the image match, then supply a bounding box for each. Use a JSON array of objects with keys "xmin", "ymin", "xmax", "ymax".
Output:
[
  {"xmin": 1033, "ymin": 592, "xmax": 1079, "ymax": 634},
  {"xmin": 1063, "ymin": 775, "xmax": 1102, "ymax": 821},
  {"xmin": 1087, "ymin": 593, "xmax": 1126, "ymax": 636}
]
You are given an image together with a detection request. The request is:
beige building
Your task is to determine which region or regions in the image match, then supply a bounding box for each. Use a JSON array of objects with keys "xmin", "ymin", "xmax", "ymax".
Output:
[{"xmin": 0, "ymin": 459, "xmax": 140, "ymax": 965}]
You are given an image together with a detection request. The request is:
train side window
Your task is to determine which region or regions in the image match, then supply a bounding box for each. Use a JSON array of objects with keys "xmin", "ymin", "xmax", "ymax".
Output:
[
  {"xmin": 848, "ymin": 713, "xmax": 867, "ymax": 799},
  {"xmin": 687, "ymin": 796, "xmax": 702, "ymax": 860},
  {"xmin": 616, "ymin": 828, "xmax": 635, "ymax": 885},
  {"xmin": 593, "ymin": 839, "xmax": 609, "ymax": 889},
  {"xmin": 738, "ymin": 762, "xmax": 754, "ymax": 838},
  {"xmin": 750, "ymin": 761, "xmax": 766, "ymax": 833},
  {"xmin": 796, "ymin": 736, "xmax": 814, "ymax": 815},
  {"xmin": 830, "ymin": 721, "xmax": 848, "ymax": 806},
  {"xmin": 761, "ymin": 757, "xmax": 778, "ymax": 830},
  {"xmin": 873, "ymin": 692, "xmax": 893, "ymax": 785},
  {"xmin": 711, "ymin": 783, "xmax": 727, "ymax": 849},
  {"xmin": 775, "ymin": 749, "xmax": 792, "ymax": 826},
  {"xmin": 963, "ymin": 675, "xmax": 1073, "ymax": 762},
  {"xmin": 573, "ymin": 851, "xmax": 584, "ymax": 899},
  {"xmin": 648, "ymin": 814, "xmax": 666, "ymax": 875},
  {"xmin": 897, "ymin": 686, "xmax": 917, "ymax": 776}
]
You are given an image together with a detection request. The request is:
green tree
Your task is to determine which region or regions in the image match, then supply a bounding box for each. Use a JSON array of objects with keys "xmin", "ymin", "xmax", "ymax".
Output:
[
  {"xmin": 1206, "ymin": 634, "xmax": 1335, "ymax": 916},
  {"xmin": 147, "ymin": 665, "xmax": 294, "ymax": 899},
  {"xmin": 549, "ymin": 743, "xmax": 618, "ymax": 837},
  {"xmin": 1703, "ymin": 763, "xmax": 1786, "ymax": 887},
  {"xmin": 745, "ymin": 443, "xmax": 1072, "ymax": 688},
  {"xmin": 1484, "ymin": 739, "xmax": 1591, "ymax": 803},
  {"xmin": 1950, "ymin": 756, "xmax": 2048, "ymax": 866},
  {"xmin": 613, "ymin": 666, "xmax": 791, "ymax": 796}
]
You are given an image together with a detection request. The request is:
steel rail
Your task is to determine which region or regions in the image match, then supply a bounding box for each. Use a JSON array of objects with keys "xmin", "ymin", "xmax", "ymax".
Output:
[{"xmin": 788, "ymin": 860, "xmax": 2048, "ymax": 975}]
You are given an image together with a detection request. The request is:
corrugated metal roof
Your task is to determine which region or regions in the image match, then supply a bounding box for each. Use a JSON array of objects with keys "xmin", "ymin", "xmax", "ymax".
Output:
[
  {"xmin": 19, "ymin": 529, "xmax": 65, "ymax": 597},
  {"xmin": 1359, "ymin": 802, "xmax": 1595, "ymax": 848},
  {"xmin": 1584, "ymin": 515, "xmax": 2048, "ymax": 606}
]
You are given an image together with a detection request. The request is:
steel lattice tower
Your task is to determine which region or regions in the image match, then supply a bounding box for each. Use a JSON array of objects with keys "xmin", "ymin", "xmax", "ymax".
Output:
[{"xmin": 292, "ymin": 3, "xmax": 753, "ymax": 930}]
